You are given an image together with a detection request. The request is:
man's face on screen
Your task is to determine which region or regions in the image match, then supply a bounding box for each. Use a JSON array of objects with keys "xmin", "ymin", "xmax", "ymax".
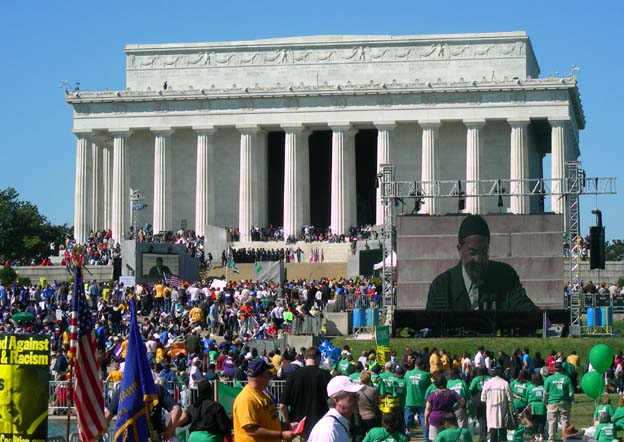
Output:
[{"xmin": 457, "ymin": 234, "xmax": 489, "ymax": 285}]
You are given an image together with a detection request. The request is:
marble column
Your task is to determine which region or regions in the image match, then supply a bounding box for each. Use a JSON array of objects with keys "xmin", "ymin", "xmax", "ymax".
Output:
[
  {"xmin": 111, "ymin": 130, "xmax": 130, "ymax": 243},
  {"xmin": 550, "ymin": 118, "xmax": 567, "ymax": 214},
  {"xmin": 282, "ymin": 125, "xmax": 310, "ymax": 237},
  {"xmin": 256, "ymin": 132, "xmax": 268, "ymax": 227},
  {"xmin": 420, "ymin": 121, "xmax": 441, "ymax": 215},
  {"xmin": 464, "ymin": 120, "xmax": 485, "ymax": 214},
  {"xmin": 101, "ymin": 143, "xmax": 112, "ymax": 230},
  {"xmin": 330, "ymin": 125, "xmax": 357, "ymax": 235},
  {"xmin": 73, "ymin": 132, "xmax": 91, "ymax": 243},
  {"xmin": 194, "ymin": 127, "xmax": 216, "ymax": 238},
  {"xmin": 509, "ymin": 119, "xmax": 530, "ymax": 214},
  {"xmin": 375, "ymin": 122, "xmax": 395, "ymax": 225},
  {"xmin": 238, "ymin": 126, "xmax": 260, "ymax": 242},
  {"xmin": 91, "ymin": 141, "xmax": 101, "ymax": 231},
  {"xmin": 152, "ymin": 128, "xmax": 174, "ymax": 233}
]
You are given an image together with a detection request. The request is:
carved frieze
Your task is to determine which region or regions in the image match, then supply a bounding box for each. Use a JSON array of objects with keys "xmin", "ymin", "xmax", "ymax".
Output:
[{"xmin": 126, "ymin": 41, "xmax": 526, "ymax": 70}]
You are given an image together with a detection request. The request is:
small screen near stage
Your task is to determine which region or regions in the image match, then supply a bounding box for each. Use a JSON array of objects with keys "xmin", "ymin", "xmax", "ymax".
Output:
[
  {"xmin": 142, "ymin": 253, "xmax": 180, "ymax": 280},
  {"xmin": 396, "ymin": 213, "xmax": 564, "ymax": 312}
]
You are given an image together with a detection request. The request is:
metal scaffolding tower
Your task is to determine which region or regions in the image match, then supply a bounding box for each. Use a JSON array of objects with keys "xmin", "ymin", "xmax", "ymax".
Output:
[{"xmin": 378, "ymin": 163, "xmax": 616, "ymax": 331}]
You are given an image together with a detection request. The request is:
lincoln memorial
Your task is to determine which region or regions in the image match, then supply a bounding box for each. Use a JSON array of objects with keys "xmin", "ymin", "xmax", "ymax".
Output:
[{"xmin": 66, "ymin": 32, "xmax": 584, "ymax": 245}]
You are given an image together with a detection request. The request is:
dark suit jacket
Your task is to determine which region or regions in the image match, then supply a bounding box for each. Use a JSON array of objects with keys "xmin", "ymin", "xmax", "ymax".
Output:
[{"xmin": 426, "ymin": 261, "xmax": 538, "ymax": 311}]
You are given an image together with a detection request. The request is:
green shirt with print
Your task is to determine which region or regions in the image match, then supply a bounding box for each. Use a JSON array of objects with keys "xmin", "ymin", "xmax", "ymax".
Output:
[
  {"xmin": 543, "ymin": 372, "xmax": 574, "ymax": 404},
  {"xmin": 404, "ymin": 368, "xmax": 431, "ymax": 407},
  {"xmin": 435, "ymin": 427, "xmax": 473, "ymax": 442}
]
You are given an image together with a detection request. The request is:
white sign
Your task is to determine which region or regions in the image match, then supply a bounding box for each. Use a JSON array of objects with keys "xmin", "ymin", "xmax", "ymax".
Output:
[
  {"xmin": 119, "ymin": 276, "xmax": 136, "ymax": 288},
  {"xmin": 210, "ymin": 279, "xmax": 227, "ymax": 290}
]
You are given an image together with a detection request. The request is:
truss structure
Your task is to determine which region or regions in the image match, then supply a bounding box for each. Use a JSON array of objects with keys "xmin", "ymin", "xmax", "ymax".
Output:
[{"xmin": 378, "ymin": 163, "xmax": 616, "ymax": 331}]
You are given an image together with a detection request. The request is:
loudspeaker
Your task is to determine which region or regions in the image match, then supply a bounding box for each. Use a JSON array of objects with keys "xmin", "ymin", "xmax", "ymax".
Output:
[
  {"xmin": 113, "ymin": 257, "xmax": 122, "ymax": 281},
  {"xmin": 589, "ymin": 225, "xmax": 605, "ymax": 270}
]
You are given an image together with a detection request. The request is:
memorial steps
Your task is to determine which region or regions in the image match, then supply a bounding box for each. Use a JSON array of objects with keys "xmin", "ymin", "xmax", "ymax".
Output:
[
  {"xmin": 202, "ymin": 262, "xmax": 348, "ymax": 281},
  {"xmin": 230, "ymin": 240, "xmax": 353, "ymax": 262}
]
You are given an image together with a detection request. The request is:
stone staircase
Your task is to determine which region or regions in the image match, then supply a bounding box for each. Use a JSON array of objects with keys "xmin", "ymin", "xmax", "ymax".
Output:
[{"xmin": 230, "ymin": 240, "xmax": 353, "ymax": 263}]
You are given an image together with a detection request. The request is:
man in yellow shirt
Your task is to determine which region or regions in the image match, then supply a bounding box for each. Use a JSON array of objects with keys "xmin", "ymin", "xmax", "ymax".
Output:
[
  {"xmin": 154, "ymin": 283, "xmax": 165, "ymax": 313},
  {"xmin": 189, "ymin": 304, "xmax": 204, "ymax": 326},
  {"xmin": 430, "ymin": 348, "xmax": 443, "ymax": 375},
  {"xmin": 233, "ymin": 359, "xmax": 295, "ymax": 441},
  {"xmin": 106, "ymin": 361, "xmax": 123, "ymax": 383}
]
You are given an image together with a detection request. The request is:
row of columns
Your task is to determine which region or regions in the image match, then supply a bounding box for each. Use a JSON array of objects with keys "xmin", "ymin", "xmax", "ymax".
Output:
[{"xmin": 73, "ymin": 118, "xmax": 572, "ymax": 244}]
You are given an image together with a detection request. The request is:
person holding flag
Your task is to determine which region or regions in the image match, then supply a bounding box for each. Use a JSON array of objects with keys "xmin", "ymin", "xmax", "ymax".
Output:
[
  {"xmin": 69, "ymin": 263, "xmax": 108, "ymax": 442},
  {"xmin": 108, "ymin": 297, "xmax": 182, "ymax": 441}
]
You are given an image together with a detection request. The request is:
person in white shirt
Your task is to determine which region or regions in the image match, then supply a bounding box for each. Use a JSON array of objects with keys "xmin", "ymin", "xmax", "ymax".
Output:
[
  {"xmin": 474, "ymin": 346, "xmax": 485, "ymax": 368},
  {"xmin": 308, "ymin": 376, "xmax": 363, "ymax": 442}
]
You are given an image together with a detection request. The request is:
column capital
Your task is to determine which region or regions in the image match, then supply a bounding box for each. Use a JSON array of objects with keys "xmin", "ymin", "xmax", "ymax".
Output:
[
  {"xmin": 193, "ymin": 126, "xmax": 217, "ymax": 136},
  {"xmin": 507, "ymin": 118, "xmax": 531, "ymax": 128},
  {"xmin": 281, "ymin": 124, "xmax": 309, "ymax": 134},
  {"xmin": 151, "ymin": 127, "xmax": 174, "ymax": 137},
  {"xmin": 374, "ymin": 121, "xmax": 397, "ymax": 131},
  {"xmin": 73, "ymin": 129, "xmax": 92, "ymax": 140},
  {"xmin": 237, "ymin": 124, "xmax": 264, "ymax": 135},
  {"xmin": 109, "ymin": 129, "xmax": 131, "ymax": 139},
  {"xmin": 329, "ymin": 124, "xmax": 358, "ymax": 136},
  {"xmin": 463, "ymin": 119, "xmax": 486, "ymax": 129},
  {"xmin": 548, "ymin": 117, "xmax": 570, "ymax": 127},
  {"xmin": 419, "ymin": 120, "xmax": 442, "ymax": 130}
]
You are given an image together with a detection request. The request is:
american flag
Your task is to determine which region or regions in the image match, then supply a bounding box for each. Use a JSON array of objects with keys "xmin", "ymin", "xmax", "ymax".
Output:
[
  {"xmin": 164, "ymin": 272, "xmax": 183, "ymax": 287},
  {"xmin": 69, "ymin": 266, "xmax": 107, "ymax": 442}
]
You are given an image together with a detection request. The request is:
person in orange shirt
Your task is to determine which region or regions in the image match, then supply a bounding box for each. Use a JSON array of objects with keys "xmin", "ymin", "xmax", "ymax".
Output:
[{"xmin": 429, "ymin": 348, "xmax": 443, "ymax": 375}]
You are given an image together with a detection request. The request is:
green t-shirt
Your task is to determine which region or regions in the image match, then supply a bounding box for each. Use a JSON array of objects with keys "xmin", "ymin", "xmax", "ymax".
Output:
[
  {"xmin": 362, "ymin": 427, "xmax": 408, "ymax": 442},
  {"xmin": 510, "ymin": 379, "xmax": 529, "ymax": 410},
  {"xmin": 425, "ymin": 383, "xmax": 438, "ymax": 400},
  {"xmin": 349, "ymin": 371, "xmax": 362, "ymax": 383},
  {"xmin": 338, "ymin": 359, "xmax": 354, "ymax": 375},
  {"xmin": 447, "ymin": 378, "xmax": 470, "ymax": 404},
  {"xmin": 595, "ymin": 422, "xmax": 616, "ymax": 442},
  {"xmin": 378, "ymin": 372, "xmax": 395, "ymax": 395},
  {"xmin": 404, "ymin": 368, "xmax": 431, "ymax": 407},
  {"xmin": 612, "ymin": 406, "xmax": 624, "ymax": 428},
  {"xmin": 543, "ymin": 373, "xmax": 574, "ymax": 404},
  {"xmin": 469, "ymin": 375, "xmax": 491, "ymax": 395},
  {"xmin": 208, "ymin": 350, "xmax": 219, "ymax": 364},
  {"xmin": 435, "ymin": 427, "xmax": 473, "ymax": 442},
  {"xmin": 393, "ymin": 376, "xmax": 407, "ymax": 406},
  {"xmin": 526, "ymin": 383, "xmax": 546, "ymax": 416},
  {"xmin": 594, "ymin": 404, "xmax": 614, "ymax": 420}
]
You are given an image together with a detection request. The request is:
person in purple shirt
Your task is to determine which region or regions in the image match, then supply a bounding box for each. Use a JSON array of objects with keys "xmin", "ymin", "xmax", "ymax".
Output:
[{"xmin": 425, "ymin": 374, "xmax": 465, "ymax": 441}]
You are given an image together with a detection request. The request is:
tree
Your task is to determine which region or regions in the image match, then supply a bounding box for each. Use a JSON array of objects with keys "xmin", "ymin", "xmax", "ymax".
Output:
[
  {"xmin": 606, "ymin": 239, "xmax": 624, "ymax": 261},
  {"xmin": 0, "ymin": 187, "xmax": 72, "ymax": 263}
]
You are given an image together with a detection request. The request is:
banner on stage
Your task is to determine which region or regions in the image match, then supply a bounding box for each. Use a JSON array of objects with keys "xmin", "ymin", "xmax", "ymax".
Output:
[{"xmin": 0, "ymin": 334, "xmax": 50, "ymax": 442}]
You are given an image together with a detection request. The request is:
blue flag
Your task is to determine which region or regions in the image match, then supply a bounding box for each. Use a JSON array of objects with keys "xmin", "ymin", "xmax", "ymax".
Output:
[{"xmin": 115, "ymin": 298, "xmax": 159, "ymax": 442}]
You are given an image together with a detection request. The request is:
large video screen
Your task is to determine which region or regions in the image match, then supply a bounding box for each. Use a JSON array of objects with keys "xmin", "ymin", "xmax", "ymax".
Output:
[
  {"xmin": 141, "ymin": 253, "xmax": 180, "ymax": 281},
  {"xmin": 396, "ymin": 213, "xmax": 564, "ymax": 312}
]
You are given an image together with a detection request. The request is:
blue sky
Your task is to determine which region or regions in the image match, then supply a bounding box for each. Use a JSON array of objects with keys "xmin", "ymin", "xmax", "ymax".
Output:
[{"xmin": 0, "ymin": 1, "xmax": 622, "ymax": 238}]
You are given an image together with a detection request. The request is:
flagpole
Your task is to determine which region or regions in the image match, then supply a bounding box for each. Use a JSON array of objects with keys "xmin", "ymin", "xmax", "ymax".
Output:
[{"xmin": 66, "ymin": 350, "xmax": 74, "ymax": 441}]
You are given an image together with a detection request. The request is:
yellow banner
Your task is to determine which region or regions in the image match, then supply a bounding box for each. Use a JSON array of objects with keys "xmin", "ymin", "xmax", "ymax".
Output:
[
  {"xmin": 376, "ymin": 345, "xmax": 391, "ymax": 366},
  {"xmin": 0, "ymin": 334, "xmax": 50, "ymax": 441}
]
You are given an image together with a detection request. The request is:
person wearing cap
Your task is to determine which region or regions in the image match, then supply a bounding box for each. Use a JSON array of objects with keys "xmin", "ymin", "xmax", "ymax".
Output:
[
  {"xmin": 543, "ymin": 361, "xmax": 574, "ymax": 442},
  {"xmin": 307, "ymin": 375, "xmax": 364, "ymax": 442},
  {"xmin": 279, "ymin": 346, "xmax": 333, "ymax": 439},
  {"xmin": 426, "ymin": 214, "xmax": 537, "ymax": 311},
  {"xmin": 233, "ymin": 358, "xmax": 295, "ymax": 442}
]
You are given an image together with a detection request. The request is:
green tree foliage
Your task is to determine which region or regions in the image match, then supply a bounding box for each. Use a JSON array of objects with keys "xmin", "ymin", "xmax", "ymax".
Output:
[
  {"xmin": 0, "ymin": 187, "xmax": 72, "ymax": 263},
  {"xmin": 606, "ymin": 239, "xmax": 624, "ymax": 261},
  {"xmin": 0, "ymin": 266, "xmax": 16, "ymax": 285}
]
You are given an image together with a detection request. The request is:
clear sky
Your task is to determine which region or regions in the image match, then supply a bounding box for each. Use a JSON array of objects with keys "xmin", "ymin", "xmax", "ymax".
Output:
[{"xmin": 0, "ymin": 1, "xmax": 622, "ymax": 238}]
